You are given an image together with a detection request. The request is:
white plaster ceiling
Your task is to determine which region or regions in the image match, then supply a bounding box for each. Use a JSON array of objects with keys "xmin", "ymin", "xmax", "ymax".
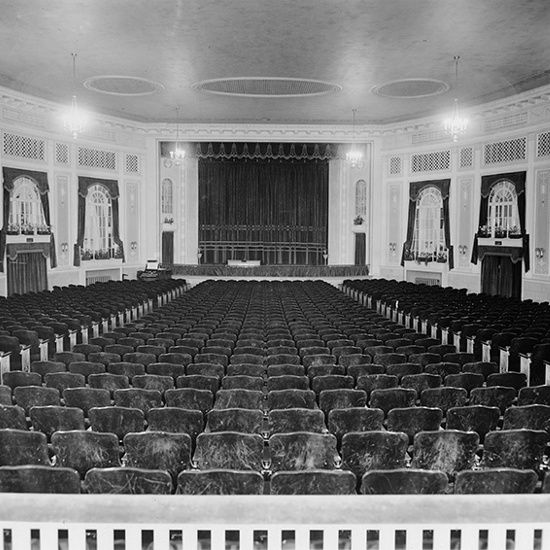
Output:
[{"xmin": 0, "ymin": 0, "xmax": 549, "ymax": 126}]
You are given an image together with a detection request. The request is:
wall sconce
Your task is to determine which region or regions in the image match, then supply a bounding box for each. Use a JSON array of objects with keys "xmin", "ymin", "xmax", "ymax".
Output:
[
  {"xmin": 60, "ymin": 242, "xmax": 69, "ymax": 254},
  {"xmin": 458, "ymin": 244, "xmax": 468, "ymax": 256},
  {"xmin": 130, "ymin": 241, "xmax": 138, "ymax": 252},
  {"xmin": 197, "ymin": 248, "xmax": 203, "ymax": 264},
  {"xmin": 389, "ymin": 243, "xmax": 397, "ymax": 252},
  {"xmin": 322, "ymin": 249, "xmax": 328, "ymax": 265},
  {"xmin": 535, "ymin": 247, "xmax": 545, "ymax": 259}
]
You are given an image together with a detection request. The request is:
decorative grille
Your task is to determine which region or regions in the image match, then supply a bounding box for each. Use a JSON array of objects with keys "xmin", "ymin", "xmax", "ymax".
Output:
[
  {"xmin": 78, "ymin": 147, "xmax": 117, "ymax": 170},
  {"xmin": 55, "ymin": 143, "xmax": 70, "ymax": 165},
  {"xmin": 355, "ymin": 180, "xmax": 367, "ymax": 218},
  {"xmin": 2, "ymin": 133, "xmax": 45, "ymax": 160},
  {"xmin": 411, "ymin": 131, "xmax": 447, "ymax": 144},
  {"xmin": 537, "ymin": 131, "xmax": 550, "ymax": 158},
  {"xmin": 484, "ymin": 138, "xmax": 526, "ymax": 164},
  {"xmin": 411, "ymin": 150, "xmax": 450, "ymax": 173},
  {"xmin": 459, "ymin": 147, "xmax": 473, "ymax": 168},
  {"xmin": 389, "ymin": 156, "xmax": 402, "ymax": 175},
  {"xmin": 484, "ymin": 113, "xmax": 528, "ymax": 132},
  {"xmin": 125, "ymin": 154, "xmax": 139, "ymax": 173}
]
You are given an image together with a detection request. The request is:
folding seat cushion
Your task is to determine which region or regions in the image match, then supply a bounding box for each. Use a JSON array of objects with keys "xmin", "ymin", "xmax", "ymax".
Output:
[
  {"xmin": 319, "ymin": 389, "xmax": 367, "ymax": 414},
  {"xmin": 53, "ymin": 351, "xmax": 86, "ymax": 366},
  {"xmin": 88, "ymin": 337, "xmax": 116, "ymax": 349},
  {"xmin": 480, "ymin": 429, "xmax": 548, "ymax": 471},
  {"xmin": 311, "ymin": 375, "xmax": 354, "ymax": 394},
  {"xmin": 124, "ymin": 431, "xmax": 192, "ymax": 479},
  {"xmin": 165, "ymin": 388, "xmax": 214, "ymax": 413},
  {"xmin": 0, "ymin": 465, "xmax": 81, "ymax": 494},
  {"xmin": 0, "ymin": 429, "xmax": 50, "ymax": 466},
  {"xmin": 469, "ymin": 386, "xmax": 517, "ymax": 413},
  {"xmin": 136, "ymin": 345, "xmax": 166, "ymax": 359},
  {"xmin": 386, "ymin": 407, "xmax": 443, "ymax": 443},
  {"xmin": 267, "ymin": 375, "xmax": 309, "ymax": 392},
  {"xmin": 446, "ymin": 405, "xmax": 500, "ymax": 441},
  {"xmin": 271, "ymin": 470, "xmax": 356, "ymax": 495},
  {"xmin": 267, "ymin": 339, "xmax": 295, "ymax": 348},
  {"xmin": 400, "ymin": 373, "xmax": 442, "ymax": 395},
  {"xmin": 0, "ymin": 405, "xmax": 27, "ymax": 430},
  {"xmin": 193, "ymin": 432, "xmax": 264, "ymax": 471},
  {"xmin": 177, "ymin": 469, "xmax": 264, "ymax": 495},
  {"xmin": 195, "ymin": 353, "xmax": 228, "ymax": 368},
  {"xmin": 104, "ymin": 344, "xmax": 134, "ymax": 357},
  {"xmin": 269, "ymin": 432, "xmax": 339, "ymax": 472},
  {"xmin": 268, "ymin": 346, "xmax": 298, "ymax": 356},
  {"xmin": 132, "ymin": 374, "xmax": 173, "ymax": 393},
  {"xmin": 67, "ymin": 361, "xmax": 106, "ymax": 379},
  {"xmin": 0, "ymin": 385, "xmax": 10, "ymax": 406},
  {"xmin": 385, "ymin": 338, "xmax": 414, "ymax": 351},
  {"xmin": 369, "ymin": 388, "xmax": 417, "ymax": 415},
  {"xmin": 13, "ymin": 386, "xmax": 60, "ymax": 414},
  {"xmin": 206, "ymin": 408, "xmax": 263, "ymax": 435},
  {"xmin": 268, "ymin": 408, "xmax": 326, "ymax": 436},
  {"xmin": 454, "ymin": 468, "xmax": 538, "ymax": 494},
  {"xmin": 72, "ymin": 343, "xmax": 102, "ymax": 358},
  {"xmin": 333, "ymin": 346, "xmax": 363, "ymax": 359},
  {"xmin": 442, "ymin": 352, "xmax": 476, "ymax": 366},
  {"xmin": 338, "ymin": 355, "xmax": 372, "ymax": 369},
  {"xmin": 341, "ymin": 431, "xmax": 408, "ymax": 478},
  {"xmin": 170, "ymin": 345, "xmax": 199, "ymax": 358},
  {"xmin": 29, "ymin": 406, "xmax": 85, "ymax": 438},
  {"xmin": 267, "ymin": 364, "xmax": 305, "ymax": 377},
  {"xmin": 411, "ymin": 430, "xmax": 480, "ymax": 479},
  {"xmin": 444, "ymin": 372, "xmax": 485, "ymax": 394},
  {"xmin": 63, "ymin": 388, "xmax": 111, "ymax": 415},
  {"xmin": 146, "ymin": 362, "xmax": 186, "ymax": 380},
  {"xmin": 486, "ymin": 372, "xmax": 527, "ymax": 391},
  {"xmin": 44, "ymin": 372, "xmax": 86, "ymax": 394},
  {"xmin": 266, "ymin": 354, "xmax": 300, "ymax": 366},
  {"xmin": 517, "ymin": 385, "xmax": 550, "ymax": 406},
  {"xmin": 88, "ymin": 406, "xmax": 145, "ymax": 440},
  {"xmin": 147, "ymin": 407, "xmax": 204, "ymax": 441},
  {"xmin": 221, "ymin": 375, "xmax": 264, "ymax": 392},
  {"xmin": 427, "ymin": 344, "xmax": 456, "ymax": 357},
  {"xmin": 424, "ymin": 362, "xmax": 461, "ymax": 378},
  {"xmin": 147, "ymin": 337, "xmax": 176, "ymax": 350},
  {"xmin": 395, "ymin": 345, "xmax": 425, "ymax": 359},
  {"xmin": 107, "ymin": 362, "xmax": 146, "ymax": 378},
  {"xmin": 302, "ymin": 354, "xmax": 337, "ymax": 368},
  {"xmin": 118, "ymin": 337, "xmax": 146, "ymax": 348},
  {"xmin": 88, "ymin": 373, "xmax": 130, "ymax": 395},
  {"xmin": 408, "ymin": 353, "xmax": 442, "ymax": 367},
  {"xmin": 420, "ymin": 387, "xmax": 468, "ymax": 413},
  {"xmin": 122, "ymin": 352, "xmax": 157, "ymax": 367},
  {"xmin": 113, "ymin": 388, "xmax": 162, "ymax": 414},
  {"xmin": 462, "ymin": 361, "xmax": 499, "ymax": 379},
  {"xmin": 177, "ymin": 374, "xmax": 219, "ymax": 395},
  {"xmin": 186, "ymin": 363, "xmax": 224, "ymax": 379},
  {"xmin": 385, "ymin": 363, "xmax": 422, "ymax": 380},
  {"xmin": 159, "ymin": 352, "xmax": 193, "ymax": 366},
  {"xmin": 364, "ymin": 346, "xmax": 393, "ymax": 359},
  {"xmin": 267, "ymin": 389, "xmax": 317, "ymax": 410},
  {"xmin": 361, "ymin": 469, "xmax": 448, "ymax": 495},
  {"xmin": 176, "ymin": 338, "xmax": 204, "ymax": 351},
  {"xmin": 307, "ymin": 365, "xmax": 345, "ymax": 378},
  {"xmin": 84, "ymin": 467, "xmax": 172, "ymax": 495},
  {"xmin": 231, "ymin": 353, "xmax": 265, "ymax": 366},
  {"xmin": 213, "ymin": 389, "xmax": 264, "ymax": 410},
  {"xmin": 2, "ymin": 371, "xmax": 41, "ymax": 390},
  {"xmin": 346, "ymin": 364, "xmax": 384, "ymax": 380},
  {"xmin": 327, "ymin": 408, "xmax": 384, "ymax": 445},
  {"xmin": 503, "ymin": 404, "xmax": 550, "ymax": 433},
  {"xmin": 87, "ymin": 352, "xmax": 122, "ymax": 366},
  {"xmin": 30, "ymin": 360, "xmax": 67, "ymax": 377},
  {"xmin": 233, "ymin": 347, "xmax": 266, "ymax": 358}
]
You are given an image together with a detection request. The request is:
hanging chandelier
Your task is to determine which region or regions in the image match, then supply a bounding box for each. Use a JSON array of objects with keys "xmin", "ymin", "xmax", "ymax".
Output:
[
  {"xmin": 170, "ymin": 107, "xmax": 186, "ymax": 165},
  {"xmin": 63, "ymin": 53, "xmax": 87, "ymax": 139},
  {"xmin": 444, "ymin": 56, "xmax": 468, "ymax": 142},
  {"xmin": 346, "ymin": 109, "xmax": 364, "ymax": 169}
]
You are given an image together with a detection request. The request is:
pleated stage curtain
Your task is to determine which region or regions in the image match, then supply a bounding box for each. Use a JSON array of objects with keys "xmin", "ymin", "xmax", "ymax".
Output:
[
  {"xmin": 199, "ymin": 159, "xmax": 328, "ymax": 265},
  {"xmin": 481, "ymin": 255, "xmax": 522, "ymax": 298},
  {"xmin": 7, "ymin": 251, "xmax": 48, "ymax": 295}
]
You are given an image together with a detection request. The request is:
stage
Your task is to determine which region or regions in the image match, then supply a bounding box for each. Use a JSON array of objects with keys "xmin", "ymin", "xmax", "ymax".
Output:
[{"xmin": 171, "ymin": 264, "xmax": 369, "ymax": 286}]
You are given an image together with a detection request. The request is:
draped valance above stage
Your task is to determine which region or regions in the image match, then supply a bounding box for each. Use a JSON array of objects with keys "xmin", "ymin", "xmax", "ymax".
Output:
[{"xmin": 160, "ymin": 141, "xmax": 357, "ymax": 161}]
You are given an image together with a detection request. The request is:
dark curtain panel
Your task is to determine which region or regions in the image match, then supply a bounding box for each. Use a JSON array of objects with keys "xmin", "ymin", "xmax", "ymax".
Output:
[
  {"xmin": 74, "ymin": 177, "xmax": 125, "ymax": 266},
  {"xmin": 481, "ymin": 255, "xmax": 522, "ymax": 299},
  {"xmin": 471, "ymin": 171, "xmax": 528, "ymax": 271},
  {"xmin": 198, "ymin": 159, "xmax": 328, "ymax": 265},
  {"xmin": 7, "ymin": 250, "xmax": 48, "ymax": 295},
  {"xmin": 162, "ymin": 231, "xmax": 174, "ymax": 265},
  {"xmin": 401, "ymin": 179, "xmax": 452, "ymax": 267},
  {"xmin": 354, "ymin": 233, "xmax": 366, "ymax": 265},
  {"xmin": 0, "ymin": 167, "xmax": 56, "ymax": 271}
]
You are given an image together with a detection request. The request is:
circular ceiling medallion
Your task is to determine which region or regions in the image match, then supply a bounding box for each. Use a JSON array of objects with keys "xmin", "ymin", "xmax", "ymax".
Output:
[
  {"xmin": 83, "ymin": 76, "xmax": 164, "ymax": 96},
  {"xmin": 193, "ymin": 77, "xmax": 342, "ymax": 98},
  {"xmin": 371, "ymin": 79, "xmax": 449, "ymax": 99}
]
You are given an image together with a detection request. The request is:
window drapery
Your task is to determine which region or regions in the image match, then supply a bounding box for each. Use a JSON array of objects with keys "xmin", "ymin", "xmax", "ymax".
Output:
[
  {"xmin": 74, "ymin": 177, "xmax": 124, "ymax": 266},
  {"xmin": 0, "ymin": 167, "xmax": 56, "ymax": 272},
  {"xmin": 198, "ymin": 159, "xmax": 328, "ymax": 265},
  {"xmin": 471, "ymin": 171, "xmax": 529, "ymax": 272},
  {"xmin": 401, "ymin": 179, "xmax": 453, "ymax": 269}
]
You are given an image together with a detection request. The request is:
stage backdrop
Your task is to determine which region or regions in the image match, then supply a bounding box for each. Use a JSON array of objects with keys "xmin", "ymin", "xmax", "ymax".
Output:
[{"xmin": 198, "ymin": 156, "xmax": 329, "ymax": 265}]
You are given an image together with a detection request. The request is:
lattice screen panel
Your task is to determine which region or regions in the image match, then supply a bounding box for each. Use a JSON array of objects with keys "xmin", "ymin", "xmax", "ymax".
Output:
[
  {"xmin": 484, "ymin": 137, "xmax": 526, "ymax": 164},
  {"xmin": 389, "ymin": 156, "xmax": 402, "ymax": 175},
  {"xmin": 125, "ymin": 154, "xmax": 139, "ymax": 173},
  {"xmin": 484, "ymin": 113, "xmax": 528, "ymax": 132},
  {"xmin": 537, "ymin": 131, "xmax": 550, "ymax": 158},
  {"xmin": 2, "ymin": 132, "xmax": 45, "ymax": 161},
  {"xmin": 55, "ymin": 143, "xmax": 70, "ymax": 165},
  {"xmin": 78, "ymin": 147, "xmax": 117, "ymax": 170},
  {"xmin": 459, "ymin": 147, "xmax": 473, "ymax": 169},
  {"xmin": 411, "ymin": 150, "xmax": 450, "ymax": 173}
]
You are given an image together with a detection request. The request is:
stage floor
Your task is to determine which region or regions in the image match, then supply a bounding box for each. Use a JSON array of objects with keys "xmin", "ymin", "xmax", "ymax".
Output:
[{"xmin": 172, "ymin": 264, "xmax": 369, "ymax": 278}]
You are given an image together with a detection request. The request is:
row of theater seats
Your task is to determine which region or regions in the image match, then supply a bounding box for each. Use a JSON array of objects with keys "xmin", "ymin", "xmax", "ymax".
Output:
[
  {"xmin": 342, "ymin": 278, "xmax": 550, "ymax": 385},
  {"xmin": 0, "ymin": 280, "xmax": 548, "ymax": 496},
  {"xmin": 0, "ymin": 278, "xmax": 187, "ymax": 370}
]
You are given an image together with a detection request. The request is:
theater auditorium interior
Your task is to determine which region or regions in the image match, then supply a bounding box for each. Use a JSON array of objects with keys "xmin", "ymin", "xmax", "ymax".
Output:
[{"xmin": 0, "ymin": 0, "xmax": 549, "ymax": 549}]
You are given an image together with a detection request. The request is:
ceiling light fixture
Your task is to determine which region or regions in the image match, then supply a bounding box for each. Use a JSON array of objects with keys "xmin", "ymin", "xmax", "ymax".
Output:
[
  {"xmin": 444, "ymin": 56, "xmax": 468, "ymax": 142},
  {"xmin": 170, "ymin": 107, "xmax": 185, "ymax": 165},
  {"xmin": 63, "ymin": 53, "xmax": 87, "ymax": 139},
  {"xmin": 346, "ymin": 109, "xmax": 364, "ymax": 169}
]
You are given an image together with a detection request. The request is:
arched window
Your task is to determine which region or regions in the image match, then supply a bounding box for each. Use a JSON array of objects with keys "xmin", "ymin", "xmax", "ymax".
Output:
[
  {"xmin": 84, "ymin": 184, "xmax": 114, "ymax": 259},
  {"xmin": 161, "ymin": 178, "xmax": 174, "ymax": 221},
  {"xmin": 8, "ymin": 176, "xmax": 47, "ymax": 234},
  {"xmin": 411, "ymin": 186, "xmax": 446, "ymax": 260},
  {"xmin": 354, "ymin": 179, "xmax": 367, "ymax": 223},
  {"xmin": 487, "ymin": 180, "xmax": 520, "ymax": 236}
]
